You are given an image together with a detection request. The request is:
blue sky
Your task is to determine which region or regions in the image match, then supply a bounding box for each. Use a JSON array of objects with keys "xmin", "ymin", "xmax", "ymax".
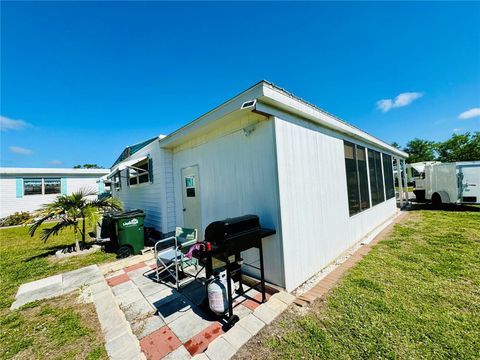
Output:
[{"xmin": 1, "ymin": 1, "xmax": 479, "ymax": 168}]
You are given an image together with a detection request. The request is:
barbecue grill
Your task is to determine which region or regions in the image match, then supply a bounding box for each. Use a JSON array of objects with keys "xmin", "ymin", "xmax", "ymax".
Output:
[{"xmin": 193, "ymin": 214, "xmax": 275, "ymax": 328}]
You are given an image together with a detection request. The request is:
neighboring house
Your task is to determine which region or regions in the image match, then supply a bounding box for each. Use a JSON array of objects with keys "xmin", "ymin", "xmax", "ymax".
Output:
[
  {"xmin": 0, "ymin": 168, "xmax": 110, "ymax": 218},
  {"xmin": 108, "ymin": 80, "xmax": 409, "ymax": 291}
]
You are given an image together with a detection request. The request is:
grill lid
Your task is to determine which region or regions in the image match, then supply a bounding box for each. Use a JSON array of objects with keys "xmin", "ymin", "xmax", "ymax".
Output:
[{"xmin": 205, "ymin": 214, "xmax": 260, "ymax": 244}]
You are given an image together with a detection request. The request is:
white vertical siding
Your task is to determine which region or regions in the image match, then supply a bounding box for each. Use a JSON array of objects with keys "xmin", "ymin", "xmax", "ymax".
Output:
[
  {"xmin": 65, "ymin": 177, "xmax": 102, "ymax": 193},
  {"xmin": 274, "ymin": 116, "xmax": 398, "ymax": 291},
  {"xmin": 171, "ymin": 118, "xmax": 285, "ymax": 287},
  {"xmin": 161, "ymin": 150, "xmax": 176, "ymax": 233},
  {"xmin": 0, "ymin": 175, "xmax": 103, "ymax": 218},
  {"xmin": 111, "ymin": 140, "xmax": 166, "ymax": 232}
]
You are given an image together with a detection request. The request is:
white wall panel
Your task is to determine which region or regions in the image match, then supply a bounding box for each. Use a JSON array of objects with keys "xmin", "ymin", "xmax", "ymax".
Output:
[
  {"xmin": 111, "ymin": 141, "xmax": 166, "ymax": 232},
  {"xmin": 274, "ymin": 116, "xmax": 398, "ymax": 291},
  {"xmin": 171, "ymin": 119, "xmax": 285, "ymax": 287}
]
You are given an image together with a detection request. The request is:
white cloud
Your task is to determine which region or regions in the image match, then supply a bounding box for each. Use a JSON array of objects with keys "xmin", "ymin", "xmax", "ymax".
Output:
[
  {"xmin": 9, "ymin": 146, "xmax": 33, "ymax": 155},
  {"xmin": 49, "ymin": 159, "xmax": 62, "ymax": 165},
  {"xmin": 458, "ymin": 107, "xmax": 480, "ymax": 120},
  {"xmin": 0, "ymin": 116, "xmax": 31, "ymax": 131},
  {"xmin": 453, "ymin": 128, "xmax": 463, "ymax": 134},
  {"xmin": 376, "ymin": 92, "xmax": 423, "ymax": 112}
]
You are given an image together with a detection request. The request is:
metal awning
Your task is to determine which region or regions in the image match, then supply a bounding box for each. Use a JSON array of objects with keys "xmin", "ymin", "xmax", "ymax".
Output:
[{"xmin": 108, "ymin": 156, "xmax": 148, "ymax": 178}]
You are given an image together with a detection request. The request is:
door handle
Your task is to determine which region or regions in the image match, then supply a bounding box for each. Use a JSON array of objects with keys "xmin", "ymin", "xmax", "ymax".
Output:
[{"xmin": 183, "ymin": 208, "xmax": 186, "ymax": 212}]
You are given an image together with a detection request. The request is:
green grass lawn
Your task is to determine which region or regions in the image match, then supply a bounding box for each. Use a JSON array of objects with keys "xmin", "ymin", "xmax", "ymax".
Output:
[
  {"xmin": 0, "ymin": 224, "xmax": 117, "ymax": 360},
  {"xmin": 236, "ymin": 206, "xmax": 480, "ymax": 359}
]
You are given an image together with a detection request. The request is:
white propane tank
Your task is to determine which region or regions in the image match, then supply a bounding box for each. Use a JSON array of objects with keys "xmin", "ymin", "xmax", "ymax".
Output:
[{"xmin": 207, "ymin": 270, "xmax": 235, "ymax": 315}]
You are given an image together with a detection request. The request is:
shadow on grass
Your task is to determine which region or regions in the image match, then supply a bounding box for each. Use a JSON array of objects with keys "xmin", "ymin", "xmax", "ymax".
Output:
[
  {"xmin": 23, "ymin": 242, "xmax": 104, "ymax": 262},
  {"xmin": 23, "ymin": 244, "xmax": 76, "ymax": 262},
  {"xmin": 407, "ymin": 202, "xmax": 480, "ymax": 212}
]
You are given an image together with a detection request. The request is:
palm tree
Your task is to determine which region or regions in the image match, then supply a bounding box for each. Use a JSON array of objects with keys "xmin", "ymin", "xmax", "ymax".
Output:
[{"xmin": 29, "ymin": 188, "xmax": 123, "ymax": 252}]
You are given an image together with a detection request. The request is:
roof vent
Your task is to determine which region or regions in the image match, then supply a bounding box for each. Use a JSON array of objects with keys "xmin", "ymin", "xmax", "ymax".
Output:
[{"xmin": 241, "ymin": 99, "xmax": 256, "ymax": 109}]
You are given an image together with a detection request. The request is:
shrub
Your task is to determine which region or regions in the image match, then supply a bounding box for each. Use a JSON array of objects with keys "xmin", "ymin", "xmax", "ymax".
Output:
[{"xmin": 0, "ymin": 212, "xmax": 32, "ymax": 227}]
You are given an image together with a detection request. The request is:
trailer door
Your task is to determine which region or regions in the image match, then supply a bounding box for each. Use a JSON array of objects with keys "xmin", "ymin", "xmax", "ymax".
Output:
[{"xmin": 459, "ymin": 164, "xmax": 480, "ymax": 204}]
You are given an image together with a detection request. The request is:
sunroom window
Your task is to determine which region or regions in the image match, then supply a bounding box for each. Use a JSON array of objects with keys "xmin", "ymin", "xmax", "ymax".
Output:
[{"xmin": 344, "ymin": 141, "xmax": 370, "ymax": 216}]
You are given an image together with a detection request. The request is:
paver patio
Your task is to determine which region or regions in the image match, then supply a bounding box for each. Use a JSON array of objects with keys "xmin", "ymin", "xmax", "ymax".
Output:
[
  {"xmin": 104, "ymin": 258, "xmax": 294, "ymax": 360},
  {"xmin": 10, "ymin": 254, "xmax": 295, "ymax": 360}
]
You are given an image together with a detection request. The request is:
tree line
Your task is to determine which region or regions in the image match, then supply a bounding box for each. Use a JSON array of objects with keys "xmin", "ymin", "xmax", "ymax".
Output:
[
  {"xmin": 73, "ymin": 164, "xmax": 104, "ymax": 169},
  {"xmin": 392, "ymin": 132, "xmax": 480, "ymax": 164}
]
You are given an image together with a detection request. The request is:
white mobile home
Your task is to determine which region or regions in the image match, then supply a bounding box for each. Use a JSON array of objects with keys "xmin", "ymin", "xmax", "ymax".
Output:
[
  {"xmin": 0, "ymin": 168, "xmax": 110, "ymax": 218},
  {"xmin": 109, "ymin": 81, "xmax": 408, "ymax": 291}
]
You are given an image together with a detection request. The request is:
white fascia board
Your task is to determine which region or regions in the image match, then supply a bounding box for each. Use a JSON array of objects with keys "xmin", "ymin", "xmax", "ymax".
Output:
[
  {"xmin": 260, "ymin": 85, "xmax": 408, "ymax": 158},
  {"xmin": 0, "ymin": 168, "xmax": 110, "ymax": 175}
]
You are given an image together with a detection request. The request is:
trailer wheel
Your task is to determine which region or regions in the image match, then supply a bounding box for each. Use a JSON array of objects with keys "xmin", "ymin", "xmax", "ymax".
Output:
[
  {"xmin": 117, "ymin": 245, "xmax": 132, "ymax": 259},
  {"xmin": 432, "ymin": 193, "xmax": 442, "ymax": 208}
]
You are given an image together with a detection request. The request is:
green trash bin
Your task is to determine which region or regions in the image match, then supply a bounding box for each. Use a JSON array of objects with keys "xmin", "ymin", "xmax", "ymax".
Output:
[{"xmin": 110, "ymin": 209, "xmax": 145, "ymax": 258}]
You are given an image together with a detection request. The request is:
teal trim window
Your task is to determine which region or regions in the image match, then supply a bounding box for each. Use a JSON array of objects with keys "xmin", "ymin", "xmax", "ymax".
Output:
[
  {"xmin": 23, "ymin": 177, "xmax": 62, "ymax": 196},
  {"xmin": 23, "ymin": 178, "xmax": 43, "ymax": 195},
  {"xmin": 15, "ymin": 178, "xmax": 23, "ymax": 198},
  {"xmin": 98, "ymin": 181, "xmax": 105, "ymax": 194},
  {"xmin": 61, "ymin": 177, "xmax": 67, "ymax": 194},
  {"xmin": 44, "ymin": 178, "xmax": 62, "ymax": 194}
]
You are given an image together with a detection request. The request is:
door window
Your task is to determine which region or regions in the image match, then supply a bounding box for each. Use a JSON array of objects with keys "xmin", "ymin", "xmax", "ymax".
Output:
[{"xmin": 185, "ymin": 176, "xmax": 196, "ymax": 197}]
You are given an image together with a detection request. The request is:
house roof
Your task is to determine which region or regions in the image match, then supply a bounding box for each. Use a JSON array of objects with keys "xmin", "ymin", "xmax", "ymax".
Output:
[
  {"xmin": 111, "ymin": 137, "xmax": 159, "ymax": 167},
  {"xmin": 0, "ymin": 168, "xmax": 110, "ymax": 175}
]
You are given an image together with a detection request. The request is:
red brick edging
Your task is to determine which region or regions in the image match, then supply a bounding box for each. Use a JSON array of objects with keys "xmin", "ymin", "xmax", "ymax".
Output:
[{"xmin": 294, "ymin": 212, "xmax": 406, "ymax": 307}]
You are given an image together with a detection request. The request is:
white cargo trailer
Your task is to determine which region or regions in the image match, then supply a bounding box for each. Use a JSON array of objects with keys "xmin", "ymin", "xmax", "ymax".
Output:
[{"xmin": 415, "ymin": 161, "xmax": 480, "ymax": 205}]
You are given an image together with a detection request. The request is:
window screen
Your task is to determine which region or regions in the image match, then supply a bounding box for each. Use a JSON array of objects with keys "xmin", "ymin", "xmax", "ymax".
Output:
[
  {"xmin": 383, "ymin": 154, "xmax": 395, "ymax": 199},
  {"xmin": 357, "ymin": 146, "xmax": 370, "ymax": 210},
  {"xmin": 344, "ymin": 142, "xmax": 360, "ymax": 215},
  {"xmin": 24, "ymin": 178, "xmax": 42, "ymax": 195},
  {"xmin": 368, "ymin": 149, "xmax": 385, "ymax": 206},
  {"xmin": 44, "ymin": 178, "xmax": 61, "ymax": 194}
]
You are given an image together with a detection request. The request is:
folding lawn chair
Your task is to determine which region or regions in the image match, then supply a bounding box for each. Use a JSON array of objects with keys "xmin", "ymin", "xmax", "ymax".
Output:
[{"xmin": 154, "ymin": 227, "xmax": 198, "ymax": 289}]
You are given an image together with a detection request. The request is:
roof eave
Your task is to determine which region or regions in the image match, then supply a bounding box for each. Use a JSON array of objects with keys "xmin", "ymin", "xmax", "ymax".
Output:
[{"xmin": 258, "ymin": 83, "xmax": 409, "ymax": 158}]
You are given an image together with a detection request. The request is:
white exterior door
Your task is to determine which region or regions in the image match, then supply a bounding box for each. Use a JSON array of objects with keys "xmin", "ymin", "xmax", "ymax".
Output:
[
  {"xmin": 460, "ymin": 165, "xmax": 480, "ymax": 203},
  {"xmin": 181, "ymin": 165, "xmax": 202, "ymax": 238}
]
